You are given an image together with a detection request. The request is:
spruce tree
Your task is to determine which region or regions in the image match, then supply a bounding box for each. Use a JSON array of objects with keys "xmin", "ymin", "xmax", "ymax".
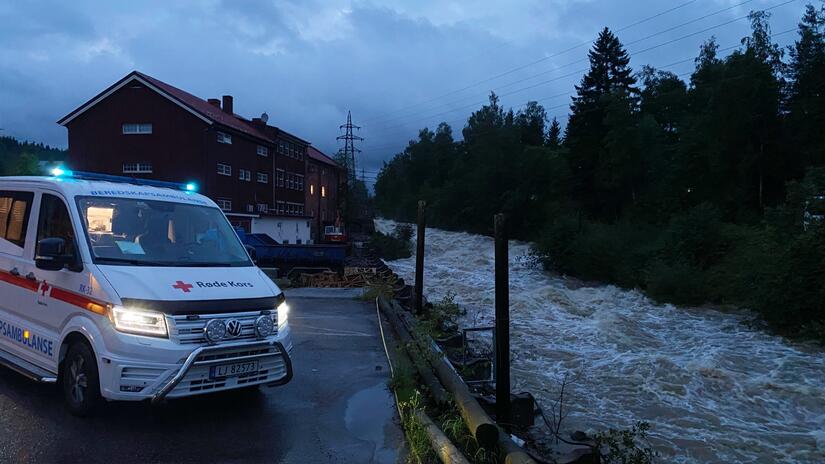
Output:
[
  {"xmin": 787, "ymin": 3, "xmax": 825, "ymax": 169},
  {"xmin": 545, "ymin": 117, "xmax": 562, "ymax": 148},
  {"xmin": 565, "ymin": 27, "xmax": 637, "ymax": 219}
]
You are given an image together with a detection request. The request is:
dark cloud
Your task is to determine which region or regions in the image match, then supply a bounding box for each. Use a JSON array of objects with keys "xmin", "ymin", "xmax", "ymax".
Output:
[{"xmin": 0, "ymin": 0, "xmax": 809, "ymax": 177}]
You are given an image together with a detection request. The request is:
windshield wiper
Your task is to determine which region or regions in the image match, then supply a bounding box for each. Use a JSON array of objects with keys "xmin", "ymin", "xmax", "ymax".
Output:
[{"xmin": 95, "ymin": 257, "xmax": 176, "ymax": 266}]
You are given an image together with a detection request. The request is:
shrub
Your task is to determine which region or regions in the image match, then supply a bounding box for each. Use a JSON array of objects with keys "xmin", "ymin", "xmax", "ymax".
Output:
[
  {"xmin": 644, "ymin": 259, "xmax": 707, "ymax": 306},
  {"xmin": 369, "ymin": 225, "xmax": 414, "ymax": 260}
]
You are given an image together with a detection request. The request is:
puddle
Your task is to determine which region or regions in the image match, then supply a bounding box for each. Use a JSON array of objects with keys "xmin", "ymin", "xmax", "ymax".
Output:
[{"xmin": 344, "ymin": 382, "xmax": 398, "ymax": 464}]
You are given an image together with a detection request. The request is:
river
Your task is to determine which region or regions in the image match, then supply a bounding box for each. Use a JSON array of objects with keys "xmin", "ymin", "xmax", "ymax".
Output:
[{"xmin": 374, "ymin": 219, "xmax": 825, "ymax": 463}]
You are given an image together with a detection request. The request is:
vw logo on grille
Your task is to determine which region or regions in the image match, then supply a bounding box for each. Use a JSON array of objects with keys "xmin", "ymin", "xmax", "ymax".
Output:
[{"xmin": 225, "ymin": 319, "xmax": 243, "ymax": 338}]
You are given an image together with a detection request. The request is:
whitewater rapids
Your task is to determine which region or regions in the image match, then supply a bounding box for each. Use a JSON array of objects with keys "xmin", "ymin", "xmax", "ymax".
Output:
[{"xmin": 375, "ymin": 219, "xmax": 825, "ymax": 463}]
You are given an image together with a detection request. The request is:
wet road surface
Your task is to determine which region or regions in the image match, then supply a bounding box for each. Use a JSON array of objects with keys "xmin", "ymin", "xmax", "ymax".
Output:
[{"xmin": 0, "ymin": 289, "xmax": 404, "ymax": 463}]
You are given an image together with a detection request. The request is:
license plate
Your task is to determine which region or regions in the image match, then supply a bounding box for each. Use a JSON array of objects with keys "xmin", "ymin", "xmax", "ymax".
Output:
[{"xmin": 209, "ymin": 360, "xmax": 259, "ymax": 379}]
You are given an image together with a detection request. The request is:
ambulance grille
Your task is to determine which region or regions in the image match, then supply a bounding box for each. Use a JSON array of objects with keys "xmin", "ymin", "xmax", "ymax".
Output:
[{"xmin": 169, "ymin": 311, "xmax": 276, "ymax": 344}]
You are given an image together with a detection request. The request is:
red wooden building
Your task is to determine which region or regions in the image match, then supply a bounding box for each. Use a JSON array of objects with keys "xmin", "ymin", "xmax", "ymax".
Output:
[{"xmin": 57, "ymin": 71, "xmax": 338, "ymax": 243}]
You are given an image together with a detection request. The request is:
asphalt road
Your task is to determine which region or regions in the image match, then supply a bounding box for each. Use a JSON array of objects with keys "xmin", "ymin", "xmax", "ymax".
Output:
[{"xmin": 0, "ymin": 288, "xmax": 405, "ymax": 463}]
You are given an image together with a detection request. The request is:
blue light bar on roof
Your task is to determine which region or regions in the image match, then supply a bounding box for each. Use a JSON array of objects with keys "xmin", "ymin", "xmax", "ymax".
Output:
[{"xmin": 50, "ymin": 167, "xmax": 198, "ymax": 192}]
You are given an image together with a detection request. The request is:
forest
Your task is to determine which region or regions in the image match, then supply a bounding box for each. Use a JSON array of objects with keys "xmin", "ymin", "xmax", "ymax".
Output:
[
  {"xmin": 0, "ymin": 136, "xmax": 65, "ymax": 176},
  {"xmin": 374, "ymin": 6, "xmax": 825, "ymax": 338}
]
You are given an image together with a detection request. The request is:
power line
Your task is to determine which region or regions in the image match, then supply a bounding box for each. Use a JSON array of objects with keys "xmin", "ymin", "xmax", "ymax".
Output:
[
  {"xmin": 369, "ymin": 0, "xmax": 758, "ymax": 128},
  {"xmin": 364, "ymin": 26, "xmax": 798, "ymax": 153},
  {"xmin": 371, "ymin": 0, "xmax": 798, "ymax": 132},
  {"xmin": 359, "ymin": 0, "xmax": 702, "ymax": 124}
]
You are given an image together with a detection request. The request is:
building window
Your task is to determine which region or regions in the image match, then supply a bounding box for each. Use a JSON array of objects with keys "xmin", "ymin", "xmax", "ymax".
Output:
[
  {"xmin": 257, "ymin": 145, "xmax": 268, "ymax": 157},
  {"xmin": 257, "ymin": 172, "xmax": 268, "ymax": 184},
  {"xmin": 217, "ymin": 163, "xmax": 232, "ymax": 176},
  {"xmin": 246, "ymin": 204, "xmax": 254, "ymax": 213},
  {"xmin": 296, "ymin": 174, "xmax": 304, "ymax": 191},
  {"xmin": 276, "ymin": 169, "xmax": 285, "ymax": 187},
  {"xmin": 257, "ymin": 203, "xmax": 268, "ymax": 212},
  {"xmin": 217, "ymin": 131, "xmax": 232, "ymax": 144},
  {"xmin": 216, "ymin": 199, "xmax": 232, "ymax": 211},
  {"xmin": 122, "ymin": 123, "xmax": 152, "ymax": 135},
  {"xmin": 238, "ymin": 169, "xmax": 251, "ymax": 181},
  {"xmin": 122, "ymin": 163, "xmax": 153, "ymax": 174},
  {"xmin": 321, "ymin": 186, "xmax": 326, "ymax": 197},
  {"xmin": 310, "ymin": 184, "xmax": 315, "ymax": 195},
  {"xmin": 276, "ymin": 201, "xmax": 285, "ymax": 215}
]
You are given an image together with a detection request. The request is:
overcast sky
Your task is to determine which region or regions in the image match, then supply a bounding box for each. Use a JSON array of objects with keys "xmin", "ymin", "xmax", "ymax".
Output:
[{"xmin": 0, "ymin": 0, "xmax": 810, "ymax": 181}]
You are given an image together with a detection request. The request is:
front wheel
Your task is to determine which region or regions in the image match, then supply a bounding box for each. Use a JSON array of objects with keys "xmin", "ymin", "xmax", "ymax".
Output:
[{"xmin": 61, "ymin": 341, "xmax": 102, "ymax": 416}]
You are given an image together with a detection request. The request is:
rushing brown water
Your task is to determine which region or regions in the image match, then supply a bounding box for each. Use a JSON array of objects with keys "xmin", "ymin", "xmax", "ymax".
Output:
[{"xmin": 376, "ymin": 219, "xmax": 825, "ymax": 463}]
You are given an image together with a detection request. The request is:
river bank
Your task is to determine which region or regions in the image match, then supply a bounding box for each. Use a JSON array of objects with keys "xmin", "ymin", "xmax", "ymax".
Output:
[{"xmin": 375, "ymin": 218, "xmax": 825, "ymax": 463}]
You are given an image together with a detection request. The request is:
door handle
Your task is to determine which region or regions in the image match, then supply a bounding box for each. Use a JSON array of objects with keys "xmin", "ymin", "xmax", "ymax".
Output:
[
  {"xmin": 9, "ymin": 267, "xmax": 19, "ymax": 276},
  {"xmin": 25, "ymin": 272, "xmax": 37, "ymax": 281}
]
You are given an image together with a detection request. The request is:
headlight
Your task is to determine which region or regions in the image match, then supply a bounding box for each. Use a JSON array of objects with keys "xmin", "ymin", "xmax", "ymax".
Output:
[
  {"xmin": 110, "ymin": 306, "xmax": 168, "ymax": 338},
  {"xmin": 277, "ymin": 301, "xmax": 289, "ymax": 327}
]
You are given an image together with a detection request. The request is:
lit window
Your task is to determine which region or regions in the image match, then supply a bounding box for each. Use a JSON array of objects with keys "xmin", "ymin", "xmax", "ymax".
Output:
[
  {"xmin": 217, "ymin": 163, "xmax": 232, "ymax": 176},
  {"xmin": 216, "ymin": 199, "xmax": 232, "ymax": 211},
  {"xmin": 310, "ymin": 184, "xmax": 315, "ymax": 195},
  {"xmin": 122, "ymin": 163, "xmax": 152, "ymax": 174},
  {"xmin": 239, "ymin": 169, "xmax": 251, "ymax": 181},
  {"xmin": 257, "ymin": 172, "xmax": 268, "ymax": 184},
  {"xmin": 217, "ymin": 131, "xmax": 232, "ymax": 144},
  {"xmin": 122, "ymin": 123, "xmax": 152, "ymax": 135},
  {"xmin": 257, "ymin": 145, "xmax": 268, "ymax": 157},
  {"xmin": 321, "ymin": 186, "xmax": 326, "ymax": 197}
]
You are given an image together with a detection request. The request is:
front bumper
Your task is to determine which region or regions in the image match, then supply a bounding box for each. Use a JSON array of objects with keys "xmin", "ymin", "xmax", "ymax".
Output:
[
  {"xmin": 97, "ymin": 323, "xmax": 294, "ymax": 402},
  {"xmin": 151, "ymin": 339, "xmax": 293, "ymax": 404}
]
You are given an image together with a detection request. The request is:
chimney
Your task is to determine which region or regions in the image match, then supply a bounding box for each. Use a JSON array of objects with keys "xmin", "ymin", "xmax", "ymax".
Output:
[
  {"xmin": 207, "ymin": 98, "xmax": 221, "ymax": 108},
  {"xmin": 251, "ymin": 117, "xmax": 265, "ymax": 129},
  {"xmin": 222, "ymin": 95, "xmax": 233, "ymax": 114}
]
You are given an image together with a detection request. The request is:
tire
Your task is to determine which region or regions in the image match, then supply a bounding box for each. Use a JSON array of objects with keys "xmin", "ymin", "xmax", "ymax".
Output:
[{"xmin": 61, "ymin": 341, "xmax": 102, "ymax": 416}]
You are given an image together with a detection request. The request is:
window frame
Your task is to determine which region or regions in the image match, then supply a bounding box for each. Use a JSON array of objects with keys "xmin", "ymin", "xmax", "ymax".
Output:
[
  {"xmin": 238, "ymin": 169, "xmax": 251, "ymax": 182},
  {"xmin": 122, "ymin": 123, "xmax": 153, "ymax": 135},
  {"xmin": 215, "ymin": 198, "xmax": 232, "ymax": 211},
  {"xmin": 122, "ymin": 162, "xmax": 153, "ymax": 174},
  {"xmin": 216, "ymin": 131, "xmax": 233, "ymax": 144},
  {"xmin": 0, "ymin": 190, "xmax": 34, "ymax": 250},
  {"xmin": 257, "ymin": 145, "xmax": 269, "ymax": 157},
  {"xmin": 256, "ymin": 172, "xmax": 268, "ymax": 184},
  {"xmin": 36, "ymin": 193, "xmax": 82, "ymax": 272},
  {"xmin": 217, "ymin": 163, "xmax": 232, "ymax": 176}
]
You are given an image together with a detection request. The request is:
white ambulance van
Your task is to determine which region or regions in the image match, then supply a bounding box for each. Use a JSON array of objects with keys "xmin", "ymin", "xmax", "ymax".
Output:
[{"xmin": 0, "ymin": 169, "xmax": 293, "ymax": 415}]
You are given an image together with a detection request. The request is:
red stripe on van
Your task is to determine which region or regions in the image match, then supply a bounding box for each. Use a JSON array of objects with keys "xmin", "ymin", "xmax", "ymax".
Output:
[
  {"xmin": 0, "ymin": 269, "xmax": 109, "ymax": 315},
  {"xmin": 0, "ymin": 269, "xmax": 39, "ymax": 292}
]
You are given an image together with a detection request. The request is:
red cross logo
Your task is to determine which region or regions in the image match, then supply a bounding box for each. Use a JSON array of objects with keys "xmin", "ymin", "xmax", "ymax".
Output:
[
  {"xmin": 39, "ymin": 282, "xmax": 51, "ymax": 296},
  {"xmin": 172, "ymin": 281, "xmax": 194, "ymax": 293}
]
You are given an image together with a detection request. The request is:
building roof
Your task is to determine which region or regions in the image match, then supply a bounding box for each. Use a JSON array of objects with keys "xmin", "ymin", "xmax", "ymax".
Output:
[
  {"xmin": 57, "ymin": 70, "xmax": 307, "ymax": 145},
  {"xmin": 307, "ymin": 146, "xmax": 342, "ymax": 170}
]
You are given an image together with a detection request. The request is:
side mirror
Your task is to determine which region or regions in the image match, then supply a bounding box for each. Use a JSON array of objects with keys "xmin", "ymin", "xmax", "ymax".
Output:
[
  {"xmin": 35, "ymin": 238, "xmax": 71, "ymax": 271},
  {"xmin": 244, "ymin": 244, "xmax": 258, "ymax": 264}
]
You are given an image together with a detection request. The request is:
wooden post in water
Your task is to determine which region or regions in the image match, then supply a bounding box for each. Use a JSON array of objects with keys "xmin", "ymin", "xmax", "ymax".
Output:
[
  {"xmin": 494, "ymin": 213, "xmax": 511, "ymax": 425},
  {"xmin": 414, "ymin": 200, "xmax": 426, "ymax": 315}
]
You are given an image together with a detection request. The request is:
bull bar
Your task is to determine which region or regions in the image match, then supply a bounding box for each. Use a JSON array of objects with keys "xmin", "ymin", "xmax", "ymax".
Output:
[{"xmin": 151, "ymin": 339, "xmax": 293, "ymax": 404}]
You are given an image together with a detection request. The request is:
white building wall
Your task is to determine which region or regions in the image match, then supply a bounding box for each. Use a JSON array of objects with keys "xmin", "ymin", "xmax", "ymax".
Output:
[{"xmin": 251, "ymin": 216, "xmax": 311, "ymax": 244}]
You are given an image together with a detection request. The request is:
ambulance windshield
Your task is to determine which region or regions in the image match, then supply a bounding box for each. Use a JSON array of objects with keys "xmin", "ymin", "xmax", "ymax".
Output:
[{"xmin": 76, "ymin": 197, "xmax": 252, "ymax": 267}]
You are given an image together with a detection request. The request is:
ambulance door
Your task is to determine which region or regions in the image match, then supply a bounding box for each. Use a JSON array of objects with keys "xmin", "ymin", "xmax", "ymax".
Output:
[
  {"xmin": 0, "ymin": 189, "xmax": 43, "ymax": 363},
  {"xmin": 25, "ymin": 192, "xmax": 90, "ymax": 371}
]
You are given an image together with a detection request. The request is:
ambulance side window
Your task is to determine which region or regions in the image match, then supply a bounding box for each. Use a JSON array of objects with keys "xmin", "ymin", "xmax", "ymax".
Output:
[
  {"xmin": 36, "ymin": 194, "xmax": 78, "ymax": 262},
  {"xmin": 0, "ymin": 190, "xmax": 34, "ymax": 248}
]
